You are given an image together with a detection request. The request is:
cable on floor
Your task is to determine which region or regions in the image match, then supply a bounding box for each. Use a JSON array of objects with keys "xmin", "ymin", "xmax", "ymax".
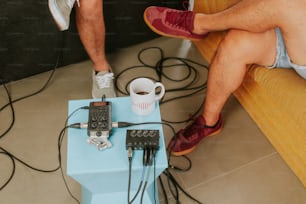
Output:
[
  {"xmin": 114, "ymin": 46, "xmax": 208, "ymax": 203},
  {"xmin": 114, "ymin": 46, "xmax": 209, "ymax": 125},
  {"xmin": 0, "ymin": 32, "xmax": 81, "ymax": 203},
  {"xmin": 0, "ymin": 45, "xmax": 206, "ymax": 203}
]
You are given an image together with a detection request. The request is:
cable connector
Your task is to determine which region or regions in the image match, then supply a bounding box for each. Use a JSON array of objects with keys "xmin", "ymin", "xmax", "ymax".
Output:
[
  {"xmin": 112, "ymin": 122, "xmax": 135, "ymax": 128},
  {"xmin": 143, "ymin": 148, "xmax": 154, "ymax": 166},
  {"xmin": 68, "ymin": 123, "xmax": 88, "ymax": 129},
  {"xmin": 128, "ymin": 147, "xmax": 133, "ymax": 161}
]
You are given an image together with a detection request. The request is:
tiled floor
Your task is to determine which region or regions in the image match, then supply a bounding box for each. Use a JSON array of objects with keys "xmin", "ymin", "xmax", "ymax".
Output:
[{"xmin": 0, "ymin": 37, "xmax": 305, "ymax": 204}]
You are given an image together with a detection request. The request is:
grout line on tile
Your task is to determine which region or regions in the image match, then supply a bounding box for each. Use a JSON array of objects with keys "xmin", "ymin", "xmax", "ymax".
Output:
[{"xmin": 188, "ymin": 151, "xmax": 278, "ymax": 190}]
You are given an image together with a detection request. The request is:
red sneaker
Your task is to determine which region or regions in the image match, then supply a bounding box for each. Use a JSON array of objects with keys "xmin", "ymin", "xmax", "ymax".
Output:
[
  {"xmin": 168, "ymin": 115, "xmax": 222, "ymax": 156},
  {"xmin": 143, "ymin": 6, "xmax": 208, "ymax": 41}
]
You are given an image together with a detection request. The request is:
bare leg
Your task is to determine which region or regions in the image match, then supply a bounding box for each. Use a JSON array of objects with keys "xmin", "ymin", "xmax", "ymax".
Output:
[
  {"xmin": 195, "ymin": 0, "xmax": 301, "ymax": 33},
  {"xmin": 203, "ymin": 29, "xmax": 276, "ymax": 125},
  {"xmin": 75, "ymin": 0, "xmax": 109, "ymax": 72},
  {"xmin": 194, "ymin": 0, "xmax": 306, "ymax": 64}
]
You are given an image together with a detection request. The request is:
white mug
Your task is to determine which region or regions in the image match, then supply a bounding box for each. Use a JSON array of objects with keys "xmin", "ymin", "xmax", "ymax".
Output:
[{"xmin": 129, "ymin": 78, "xmax": 165, "ymax": 115}]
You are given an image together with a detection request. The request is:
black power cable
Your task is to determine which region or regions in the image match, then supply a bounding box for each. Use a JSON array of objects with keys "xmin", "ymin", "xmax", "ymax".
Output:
[
  {"xmin": 113, "ymin": 46, "xmax": 209, "ymax": 203},
  {"xmin": 117, "ymin": 120, "xmax": 201, "ymax": 203},
  {"xmin": 0, "ymin": 32, "xmax": 82, "ymax": 204},
  {"xmin": 163, "ymin": 169, "xmax": 203, "ymax": 204},
  {"xmin": 0, "ymin": 84, "xmax": 15, "ymax": 139},
  {"xmin": 1, "ymin": 45, "xmax": 207, "ymax": 203},
  {"xmin": 0, "ymin": 148, "xmax": 16, "ymax": 191},
  {"xmin": 114, "ymin": 46, "xmax": 209, "ymax": 125},
  {"xmin": 0, "ymin": 106, "xmax": 87, "ymax": 204},
  {"xmin": 0, "ymin": 32, "xmax": 64, "ymax": 139}
]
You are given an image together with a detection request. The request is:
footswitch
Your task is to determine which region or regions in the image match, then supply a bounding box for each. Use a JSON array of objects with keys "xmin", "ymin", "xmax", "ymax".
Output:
[{"xmin": 126, "ymin": 129, "xmax": 160, "ymax": 150}]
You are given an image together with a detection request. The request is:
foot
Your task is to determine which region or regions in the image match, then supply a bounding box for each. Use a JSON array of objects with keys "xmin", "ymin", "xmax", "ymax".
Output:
[
  {"xmin": 48, "ymin": 0, "xmax": 78, "ymax": 31},
  {"xmin": 92, "ymin": 70, "xmax": 116, "ymax": 99},
  {"xmin": 143, "ymin": 6, "xmax": 208, "ymax": 41},
  {"xmin": 168, "ymin": 115, "xmax": 222, "ymax": 156}
]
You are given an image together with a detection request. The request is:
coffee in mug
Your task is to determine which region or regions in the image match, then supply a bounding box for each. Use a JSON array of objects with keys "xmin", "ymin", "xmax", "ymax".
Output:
[{"xmin": 129, "ymin": 78, "xmax": 165, "ymax": 115}]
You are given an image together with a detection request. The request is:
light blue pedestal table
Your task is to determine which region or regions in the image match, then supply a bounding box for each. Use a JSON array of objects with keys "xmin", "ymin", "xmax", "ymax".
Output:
[{"xmin": 67, "ymin": 97, "xmax": 168, "ymax": 204}]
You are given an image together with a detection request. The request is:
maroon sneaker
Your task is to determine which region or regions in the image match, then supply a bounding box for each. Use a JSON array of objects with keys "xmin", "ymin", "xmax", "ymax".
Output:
[
  {"xmin": 143, "ymin": 6, "xmax": 208, "ymax": 41},
  {"xmin": 168, "ymin": 115, "xmax": 222, "ymax": 156}
]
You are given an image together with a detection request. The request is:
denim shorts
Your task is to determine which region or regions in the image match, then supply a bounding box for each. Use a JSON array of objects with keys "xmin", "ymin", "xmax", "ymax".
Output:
[{"xmin": 267, "ymin": 27, "xmax": 306, "ymax": 79}]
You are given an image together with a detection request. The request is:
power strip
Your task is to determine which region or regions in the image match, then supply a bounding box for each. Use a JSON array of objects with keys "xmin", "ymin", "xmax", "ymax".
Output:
[{"xmin": 126, "ymin": 129, "xmax": 160, "ymax": 150}]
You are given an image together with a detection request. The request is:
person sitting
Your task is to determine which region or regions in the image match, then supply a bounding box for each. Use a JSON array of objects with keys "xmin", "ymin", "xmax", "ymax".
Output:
[{"xmin": 143, "ymin": 0, "xmax": 306, "ymax": 156}]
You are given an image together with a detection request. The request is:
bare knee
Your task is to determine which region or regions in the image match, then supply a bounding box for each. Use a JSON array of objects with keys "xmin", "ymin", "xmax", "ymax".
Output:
[
  {"xmin": 75, "ymin": 0, "xmax": 103, "ymax": 21},
  {"xmin": 215, "ymin": 29, "xmax": 276, "ymax": 66}
]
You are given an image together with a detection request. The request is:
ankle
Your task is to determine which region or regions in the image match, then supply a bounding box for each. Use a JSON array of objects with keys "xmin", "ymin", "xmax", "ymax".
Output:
[
  {"xmin": 95, "ymin": 70, "xmax": 108, "ymax": 75},
  {"xmin": 93, "ymin": 62, "xmax": 111, "ymax": 73},
  {"xmin": 202, "ymin": 113, "xmax": 219, "ymax": 127},
  {"xmin": 193, "ymin": 14, "xmax": 208, "ymax": 35},
  {"xmin": 204, "ymin": 120, "xmax": 219, "ymax": 128}
]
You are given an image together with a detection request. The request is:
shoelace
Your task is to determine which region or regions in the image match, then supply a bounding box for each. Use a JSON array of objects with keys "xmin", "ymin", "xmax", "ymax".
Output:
[
  {"xmin": 95, "ymin": 73, "xmax": 114, "ymax": 89},
  {"xmin": 165, "ymin": 10, "xmax": 193, "ymax": 32}
]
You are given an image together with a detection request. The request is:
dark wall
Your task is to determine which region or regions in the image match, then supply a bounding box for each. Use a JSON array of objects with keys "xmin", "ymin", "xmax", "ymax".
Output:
[{"xmin": 1, "ymin": 0, "xmax": 182, "ymax": 83}]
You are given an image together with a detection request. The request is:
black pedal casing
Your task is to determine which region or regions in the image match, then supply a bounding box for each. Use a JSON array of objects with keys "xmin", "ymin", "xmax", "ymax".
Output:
[
  {"xmin": 87, "ymin": 101, "xmax": 112, "ymax": 137},
  {"xmin": 126, "ymin": 129, "xmax": 160, "ymax": 150}
]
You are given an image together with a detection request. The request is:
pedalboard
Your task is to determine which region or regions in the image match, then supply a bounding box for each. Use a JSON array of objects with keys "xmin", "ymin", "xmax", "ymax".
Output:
[
  {"xmin": 126, "ymin": 129, "xmax": 160, "ymax": 150},
  {"xmin": 87, "ymin": 101, "xmax": 112, "ymax": 150}
]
